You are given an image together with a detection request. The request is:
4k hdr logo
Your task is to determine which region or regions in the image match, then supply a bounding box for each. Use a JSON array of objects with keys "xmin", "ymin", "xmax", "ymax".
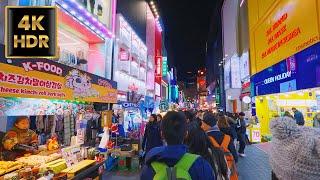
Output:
[{"xmin": 5, "ymin": 6, "xmax": 58, "ymax": 58}]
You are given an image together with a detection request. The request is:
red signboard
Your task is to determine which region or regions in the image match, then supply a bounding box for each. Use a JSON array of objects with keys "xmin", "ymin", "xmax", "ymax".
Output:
[
  {"xmin": 155, "ymin": 24, "xmax": 162, "ymax": 84},
  {"xmin": 155, "ymin": 56, "xmax": 162, "ymax": 77},
  {"xmin": 119, "ymin": 48, "xmax": 129, "ymax": 61}
]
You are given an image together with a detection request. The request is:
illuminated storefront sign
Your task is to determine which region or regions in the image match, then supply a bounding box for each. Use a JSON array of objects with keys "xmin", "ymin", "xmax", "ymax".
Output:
[
  {"xmin": 252, "ymin": 42, "xmax": 320, "ymax": 96},
  {"xmin": 155, "ymin": 56, "xmax": 162, "ymax": 77},
  {"xmin": 119, "ymin": 48, "xmax": 129, "ymax": 61},
  {"xmin": 162, "ymin": 57, "xmax": 168, "ymax": 76},
  {"xmin": 250, "ymin": 0, "xmax": 320, "ymax": 75},
  {"xmin": 0, "ymin": 58, "xmax": 117, "ymax": 103}
]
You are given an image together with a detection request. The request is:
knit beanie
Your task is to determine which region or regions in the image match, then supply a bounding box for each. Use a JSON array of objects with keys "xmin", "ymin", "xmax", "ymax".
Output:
[{"xmin": 269, "ymin": 117, "xmax": 320, "ymax": 180}]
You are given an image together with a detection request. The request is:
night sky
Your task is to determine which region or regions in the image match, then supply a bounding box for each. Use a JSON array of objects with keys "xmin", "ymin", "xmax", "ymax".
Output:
[{"xmin": 157, "ymin": 0, "xmax": 220, "ymax": 80}]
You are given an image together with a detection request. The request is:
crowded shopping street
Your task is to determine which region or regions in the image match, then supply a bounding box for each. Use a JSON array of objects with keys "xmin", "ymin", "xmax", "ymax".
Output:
[{"xmin": 0, "ymin": 0, "xmax": 320, "ymax": 180}]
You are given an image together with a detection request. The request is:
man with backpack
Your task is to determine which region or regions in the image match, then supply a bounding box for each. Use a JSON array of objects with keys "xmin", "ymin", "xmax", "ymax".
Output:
[
  {"xmin": 141, "ymin": 111, "xmax": 215, "ymax": 180},
  {"xmin": 202, "ymin": 112, "xmax": 239, "ymax": 180}
]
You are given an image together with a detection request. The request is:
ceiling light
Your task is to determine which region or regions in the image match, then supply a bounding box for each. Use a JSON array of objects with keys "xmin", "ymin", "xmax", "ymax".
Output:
[
  {"xmin": 150, "ymin": 1, "xmax": 154, "ymax": 5},
  {"xmin": 77, "ymin": 4, "xmax": 84, "ymax": 10},
  {"xmin": 61, "ymin": 3, "xmax": 68, "ymax": 9},
  {"xmin": 240, "ymin": 0, "xmax": 245, "ymax": 7}
]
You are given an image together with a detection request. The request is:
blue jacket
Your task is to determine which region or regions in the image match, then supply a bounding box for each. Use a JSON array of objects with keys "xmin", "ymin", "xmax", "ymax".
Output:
[
  {"xmin": 142, "ymin": 122, "xmax": 163, "ymax": 153},
  {"xmin": 207, "ymin": 127, "xmax": 238, "ymax": 163},
  {"xmin": 294, "ymin": 111, "xmax": 305, "ymax": 125},
  {"xmin": 140, "ymin": 145, "xmax": 215, "ymax": 180}
]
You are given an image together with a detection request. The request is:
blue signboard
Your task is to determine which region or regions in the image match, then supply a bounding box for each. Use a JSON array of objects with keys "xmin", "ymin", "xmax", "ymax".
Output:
[{"xmin": 252, "ymin": 42, "xmax": 320, "ymax": 96}]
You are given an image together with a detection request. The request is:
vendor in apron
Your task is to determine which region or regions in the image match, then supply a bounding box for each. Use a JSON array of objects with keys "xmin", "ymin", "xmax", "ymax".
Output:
[{"xmin": 2, "ymin": 116, "xmax": 38, "ymax": 160}]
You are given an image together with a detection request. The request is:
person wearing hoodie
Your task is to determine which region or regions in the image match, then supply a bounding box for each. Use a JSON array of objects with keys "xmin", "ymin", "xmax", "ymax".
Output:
[
  {"xmin": 142, "ymin": 114, "xmax": 163, "ymax": 153},
  {"xmin": 270, "ymin": 117, "xmax": 320, "ymax": 180},
  {"xmin": 202, "ymin": 112, "xmax": 238, "ymax": 163},
  {"xmin": 140, "ymin": 111, "xmax": 215, "ymax": 180}
]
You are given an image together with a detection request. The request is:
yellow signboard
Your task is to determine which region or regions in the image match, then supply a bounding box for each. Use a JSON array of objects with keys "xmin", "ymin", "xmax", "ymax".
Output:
[
  {"xmin": 0, "ymin": 60, "xmax": 117, "ymax": 103},
  {"xmin": 250, "ymin": 0, "xmax": 319, "ymax": 74}
]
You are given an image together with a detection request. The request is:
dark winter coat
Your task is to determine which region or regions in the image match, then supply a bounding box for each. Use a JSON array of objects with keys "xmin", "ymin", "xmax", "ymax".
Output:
[
  {"xmin": 142, "ymin": 122, "xmax": 163, "ymax": 153},
  {"xmin": 207, "ymin": 127, "xmax": 238, "ymax": 163},
  {"xmin": 237, "ymin": 118, "xmax": 247, "ymax": 134},
  {"xmin": 294, "ymin": 111, "xmax": 305, "ymax": 126},
  {"xmin": 220, "ymin": 127, "xmax": 237, "ymax": 140}
]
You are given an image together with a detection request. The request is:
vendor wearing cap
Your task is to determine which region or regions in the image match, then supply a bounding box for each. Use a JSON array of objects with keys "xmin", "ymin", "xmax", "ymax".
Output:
[{"xmin": 2, "ymin": 116, "xmax": 38, "ymax": 160}]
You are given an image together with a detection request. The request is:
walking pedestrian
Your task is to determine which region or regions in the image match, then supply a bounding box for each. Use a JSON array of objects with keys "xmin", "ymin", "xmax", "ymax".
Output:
[
  {"xmin": 292, "ymin": 107, "xmax": 305, "ymax": 126},
  {"xmin": 202, "ymin": 112, "xmax": 238, "ymax": 162},
  {"xmin": 202, "ymin": 112, "xmax": 239, "ymax": 180},
  {"xmin": 141, "ymin": 111, "xmax": 215, "ymax": 180},
  {"xmin": 237, "ymin": 112, "xmax": 247, "ymax": 157},
  {"xmin": 156, "ymin": 114, "xmax": 162, "ymax": 122},
  {"xmin": 313, "ymin": 112, "xmax": 320, "ymax": 128},
  {"xmin": 185, "ymin": 121, "xmax": 228, "ymax": 180},
  {"xmin": 142, "ymin": 114, "xmax": 163, "ymax": 154},
  {"xmin": 218, "ymin": 114, "xmax": 237, "ymax": 141},
  {"xmin": 227, "ymin": 112, "xmax": 238, "ymax": 147}
]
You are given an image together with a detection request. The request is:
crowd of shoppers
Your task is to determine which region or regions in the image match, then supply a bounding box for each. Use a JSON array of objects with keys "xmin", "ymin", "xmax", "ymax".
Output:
[
  {"xmin": 140, "ymin": 108, "xmax": 320, "ymax": 180},
  {"xmin": 141, "ymin": 110, "xmax": 252, "ymax": 180}
]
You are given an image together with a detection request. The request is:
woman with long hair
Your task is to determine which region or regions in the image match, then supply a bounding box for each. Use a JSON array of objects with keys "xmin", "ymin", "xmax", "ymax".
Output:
[
  {"xmin": 218, "ymin": 114, "xmax": 238, "ymax": 141},
  {"xmin": 185, "ymin": 121, "xmax": 229, "ymax": 180}
]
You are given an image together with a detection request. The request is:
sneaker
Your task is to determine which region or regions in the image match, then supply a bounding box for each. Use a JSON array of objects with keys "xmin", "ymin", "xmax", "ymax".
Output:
[{"xmin": 239, "ymin": 153, "xmax": 246, "ymax": 157}]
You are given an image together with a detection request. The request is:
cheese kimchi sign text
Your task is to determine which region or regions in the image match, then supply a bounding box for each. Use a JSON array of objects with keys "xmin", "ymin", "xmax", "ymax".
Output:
[
  {"xmin": 251, "ymin": 0, "xmax": 319, "ymax": 74},
  {"xmin": 0, "ymin": 60, "xmax": 118, "ymax": 103},
  {"xmin": 5, "ymin": 6, "xmax": 58, "ymax": 58}
]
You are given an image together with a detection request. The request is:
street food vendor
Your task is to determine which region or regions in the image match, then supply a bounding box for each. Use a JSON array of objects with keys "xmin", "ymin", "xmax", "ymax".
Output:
[{"xmin": 2, "ymin": 116, "xmax": 38, "ymax": 160}]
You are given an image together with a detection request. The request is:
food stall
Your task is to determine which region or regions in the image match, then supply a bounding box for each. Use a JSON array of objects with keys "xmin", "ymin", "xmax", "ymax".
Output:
[{"xmin": 0, "ymin": 55, "xmax": 117, "ymax": 179}]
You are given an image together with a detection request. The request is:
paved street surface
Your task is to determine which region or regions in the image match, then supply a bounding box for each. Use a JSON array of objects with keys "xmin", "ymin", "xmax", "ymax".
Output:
[
  {"xmin": 238, "ymin": 144, "xmax": 271, "ymax": 180},
  {"xmin": 104, "ymin": 144, "xmax": 271, "ymax": 180},
  {"xmin": 103, "ymin": 170, "xmax": 140, "ymax": 180}
]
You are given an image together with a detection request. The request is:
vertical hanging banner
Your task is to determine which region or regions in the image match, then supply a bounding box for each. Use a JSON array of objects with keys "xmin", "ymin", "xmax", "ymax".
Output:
[
  {"xmin": 5, "ymin": 6, "xmax": 58, "ymax": 58},
  {"xmin": 162, "ymin": 57, "xmax": 168, "ymax": 77},
  {"xmin": 155, "ymin": 56, "xmax": 162, "ymax": 83}
]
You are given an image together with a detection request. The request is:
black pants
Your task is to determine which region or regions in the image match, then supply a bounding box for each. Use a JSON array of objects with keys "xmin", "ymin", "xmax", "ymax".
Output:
[
  {"xmin": 272, "ymin": 171, "xmax": 279, "ymax": 180},
  {"xmin": 238, "ymin": 133, "xmax": 246, "ymax": 154}
]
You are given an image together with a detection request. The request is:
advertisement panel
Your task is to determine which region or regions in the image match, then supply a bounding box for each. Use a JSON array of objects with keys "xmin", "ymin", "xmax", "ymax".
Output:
[
  {"xmin": 162, "ymin": 57, "xmax": 168, "ymax": 77},
  {"xmin": 76, "ymin": 0, "xmax": 113, "ymax": 29},
  {"xmin": 155, "ymin": 56, "xmax": 162, "ymax": 80},
  {"xmin": 251, "ymin": 0, "xmax": 319, "ymax": 74},
  {"xmin": 0, "ymin": 58, "xmax": 117, "ymax": 103},
  {"xmin": 231, "ymin": 55, "xmax": 241, "ymax": 88},
  {"xmin": 240, "ymin": 52, "xmax": 249, "ymax": 80},
  {"xmin": 252, "ymin": 42, "xmax": 320, "ymax": 96},
  {"xmin": 224, "ymin": 59, "xmax": 231, "ymax": 89}
]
